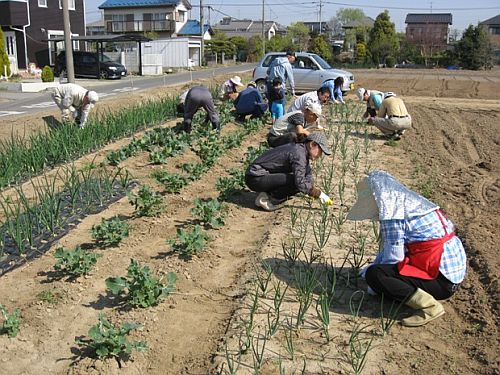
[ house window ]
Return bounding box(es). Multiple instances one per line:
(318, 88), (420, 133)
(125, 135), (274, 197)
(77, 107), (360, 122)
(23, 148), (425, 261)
(59, 0), (76, 10)
(178, 11), (185, 22)
(491, 27), (500, 35)
(38, 0), (47, 8)
(112, 14), (126, 32)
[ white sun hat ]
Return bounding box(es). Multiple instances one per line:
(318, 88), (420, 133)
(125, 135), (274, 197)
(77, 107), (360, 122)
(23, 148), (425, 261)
(230, 76), (244, 86)
(87, 91), (99, 104)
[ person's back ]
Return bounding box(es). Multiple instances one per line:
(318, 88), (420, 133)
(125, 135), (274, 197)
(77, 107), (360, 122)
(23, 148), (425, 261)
(379, 95), (409, 117)
(235, 86), (261, 113)
(55, 83), (88, 108)
(287, 91), (318, 113)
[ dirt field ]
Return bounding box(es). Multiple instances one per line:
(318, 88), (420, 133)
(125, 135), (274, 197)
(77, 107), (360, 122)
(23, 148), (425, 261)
(0, 68), (498, 375)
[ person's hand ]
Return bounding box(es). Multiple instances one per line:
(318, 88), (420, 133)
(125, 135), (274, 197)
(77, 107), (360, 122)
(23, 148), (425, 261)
(319, 192), (333, 206)
(367, 116), (375, 124)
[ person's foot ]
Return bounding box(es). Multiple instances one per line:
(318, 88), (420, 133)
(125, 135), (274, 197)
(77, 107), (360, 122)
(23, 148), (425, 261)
(255, 192), (277, 211)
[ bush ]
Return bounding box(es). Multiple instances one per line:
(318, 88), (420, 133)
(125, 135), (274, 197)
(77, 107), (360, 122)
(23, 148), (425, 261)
(385, 56), (396, 68)
(41, 65), (54, 82)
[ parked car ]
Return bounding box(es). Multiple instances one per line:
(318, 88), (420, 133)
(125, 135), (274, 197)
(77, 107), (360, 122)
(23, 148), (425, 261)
(252, 52), (355, 95)
(54, 51), (127, 79)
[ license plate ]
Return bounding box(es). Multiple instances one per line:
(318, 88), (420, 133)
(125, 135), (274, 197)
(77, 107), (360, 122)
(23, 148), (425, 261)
(350, 83), (354, 90)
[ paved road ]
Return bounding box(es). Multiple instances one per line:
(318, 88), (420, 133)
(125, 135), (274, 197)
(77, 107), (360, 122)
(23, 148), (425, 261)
(0, 63), (254, 118)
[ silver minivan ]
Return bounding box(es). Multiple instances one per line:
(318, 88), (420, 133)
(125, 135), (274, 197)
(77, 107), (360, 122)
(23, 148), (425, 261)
(252, 52), (355, 95)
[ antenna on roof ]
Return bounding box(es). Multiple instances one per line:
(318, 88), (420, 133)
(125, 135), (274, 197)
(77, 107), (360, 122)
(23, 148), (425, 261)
(430, 1), (433, 13)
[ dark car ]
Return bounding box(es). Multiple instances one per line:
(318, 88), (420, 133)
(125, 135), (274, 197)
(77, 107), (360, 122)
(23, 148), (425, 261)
(55, 51), (127, 79)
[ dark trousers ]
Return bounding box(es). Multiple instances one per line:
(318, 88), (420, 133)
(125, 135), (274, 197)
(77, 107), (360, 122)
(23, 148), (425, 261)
(237, 103), (268, 120)
(245, 173), (299, 200)
(267, 132), (297, 148)
(183, 86), (220, 133)
(365, 263), (458, 302)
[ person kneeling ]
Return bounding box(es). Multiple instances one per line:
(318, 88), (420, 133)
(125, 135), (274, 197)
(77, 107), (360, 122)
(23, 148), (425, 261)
(245, 132), (333, 211)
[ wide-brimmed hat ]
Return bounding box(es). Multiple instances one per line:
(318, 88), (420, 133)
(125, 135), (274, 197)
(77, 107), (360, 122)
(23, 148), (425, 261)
(355, 87), (366, 101)
(87, 91), (99, 104)
(305, 102), (324, 118)
(306, 132), (331, 156)
(230, 76), (244, 86)
(346, 177), (379, 221)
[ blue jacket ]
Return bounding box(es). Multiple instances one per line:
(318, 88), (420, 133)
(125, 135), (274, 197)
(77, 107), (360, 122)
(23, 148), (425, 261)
(267, 56), (295, 93)
(234, 86), (267, 114)
(321, 79), (344, 103)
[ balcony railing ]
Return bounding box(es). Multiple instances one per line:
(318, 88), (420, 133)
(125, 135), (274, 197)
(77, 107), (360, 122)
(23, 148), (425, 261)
(106, 19), (176, 33)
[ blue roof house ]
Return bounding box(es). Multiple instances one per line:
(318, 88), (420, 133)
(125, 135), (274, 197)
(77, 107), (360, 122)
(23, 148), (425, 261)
(98, 0), (192, 38)
(178, 19), (213, 40)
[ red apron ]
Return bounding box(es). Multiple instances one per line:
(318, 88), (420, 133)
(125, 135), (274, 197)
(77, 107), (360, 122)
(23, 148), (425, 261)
(398, 210), (455, 280)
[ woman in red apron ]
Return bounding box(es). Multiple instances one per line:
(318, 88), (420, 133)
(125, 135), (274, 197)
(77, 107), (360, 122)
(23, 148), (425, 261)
(347, 171), (467, 327)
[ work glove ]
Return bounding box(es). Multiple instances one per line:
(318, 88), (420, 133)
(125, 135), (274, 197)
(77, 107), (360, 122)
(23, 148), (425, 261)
(319, 192), (333, 206)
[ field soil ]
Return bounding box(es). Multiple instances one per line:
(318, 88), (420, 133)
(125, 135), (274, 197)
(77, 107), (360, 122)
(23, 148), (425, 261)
(0, 68), (498, 375)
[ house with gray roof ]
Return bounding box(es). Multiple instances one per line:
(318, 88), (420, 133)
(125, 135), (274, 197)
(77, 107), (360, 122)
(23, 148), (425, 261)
(480, 15), (500, 49)
(98, 0), (191, 38)
(214, 17), (281, 40)
(405, 13), (452, 52)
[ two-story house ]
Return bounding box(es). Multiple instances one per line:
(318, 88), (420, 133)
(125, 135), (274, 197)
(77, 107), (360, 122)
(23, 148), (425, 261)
(480, 15), (500, 49)
(405, 13), (452, 54)
(98, 0), (191, 38)
(1, 0), (85, 70)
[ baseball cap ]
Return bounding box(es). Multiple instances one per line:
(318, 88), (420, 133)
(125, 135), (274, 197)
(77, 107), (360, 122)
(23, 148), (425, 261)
(247, 81), (256, 87)
(305, 102), (323, 118)
(356, 88), (366, 101)
(306, 132), (331, 156)
(384, 91), (396, 99)
(87, 91), (99, 104)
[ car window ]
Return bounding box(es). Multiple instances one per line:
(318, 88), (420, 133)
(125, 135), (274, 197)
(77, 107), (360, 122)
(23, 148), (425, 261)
(310, 54), (332, 69)
(262, 54), (283, 67)
(82, 55), (96, 64)
(294, 57), (317, 70)
(100, 54), (112, 62)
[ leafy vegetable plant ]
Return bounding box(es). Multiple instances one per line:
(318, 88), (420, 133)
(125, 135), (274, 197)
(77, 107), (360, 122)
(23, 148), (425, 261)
(77, 313), (147, 359)
(0, 304), (21, 338)
(168, 225), (208, 258)
(54, 246), (101, 277)
(106, 259), (177, 308)
(127, 185), (164, 217)
(190, 198), (226, 229)
(91, 216), (130, 247)
(151, 171), (188, 193)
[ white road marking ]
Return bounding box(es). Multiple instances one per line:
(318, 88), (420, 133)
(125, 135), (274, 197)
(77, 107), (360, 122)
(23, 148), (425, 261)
(0, 111), (26, 117)
(22, 102), (57, 109)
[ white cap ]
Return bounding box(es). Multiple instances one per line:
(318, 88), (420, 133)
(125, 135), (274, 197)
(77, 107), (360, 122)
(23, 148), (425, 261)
(230, 76), (243, 86)
(305, 102), (323, 118)
(356, 87), (366, 101)
(87, 91), (99, 104)
(384, 92), (396, 99)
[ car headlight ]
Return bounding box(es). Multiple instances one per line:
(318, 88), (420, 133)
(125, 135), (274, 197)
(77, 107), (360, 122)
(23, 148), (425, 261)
(108, 67), (117, 71)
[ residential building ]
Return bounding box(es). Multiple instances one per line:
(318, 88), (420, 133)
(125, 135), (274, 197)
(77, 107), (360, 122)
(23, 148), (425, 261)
(405, 13), (452, 53)
(177, 19), (213, 40)
(214, 17), (282, 40)
(86, 19), (106, 36)
(479, 14), (500, 49)
(302, 21), (330, 35)
(98, 0), (191, 38)
(1, 0), (85, 70)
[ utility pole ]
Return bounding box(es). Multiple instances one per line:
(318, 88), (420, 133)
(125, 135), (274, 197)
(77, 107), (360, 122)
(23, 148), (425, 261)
(261, 0), (265, 56)
(200, 0), (204, 66)
(318, 0), (323, 35)
(62, 0), (75, 82)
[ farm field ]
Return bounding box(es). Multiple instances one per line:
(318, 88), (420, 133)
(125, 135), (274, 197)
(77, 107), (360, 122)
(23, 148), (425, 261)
(0, 69), (498, 375)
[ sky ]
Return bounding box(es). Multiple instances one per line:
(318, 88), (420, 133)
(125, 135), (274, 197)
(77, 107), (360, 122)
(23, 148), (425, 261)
(85, 0), (500, 33)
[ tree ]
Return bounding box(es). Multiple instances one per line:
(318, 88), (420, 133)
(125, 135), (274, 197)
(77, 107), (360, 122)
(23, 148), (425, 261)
(0, 28), (11, 77)
(336, 8), (366, 26)
(247, 35), (264, 62)
(310, 35), (333, 62)
(206, 30), (235, 61)
(287, 22), (310, 52)
(455, 25), (493, 70)
(229, 36), (248, 62)
(368, 10), (399, 64)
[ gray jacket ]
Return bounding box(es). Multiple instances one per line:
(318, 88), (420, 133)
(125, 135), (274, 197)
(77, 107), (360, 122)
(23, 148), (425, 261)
(267, 56), (295, 93)
(246, 142), (313, 195)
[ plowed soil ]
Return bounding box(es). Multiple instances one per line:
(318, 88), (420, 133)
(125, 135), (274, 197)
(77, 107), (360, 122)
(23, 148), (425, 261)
(0, 68), (498, 375)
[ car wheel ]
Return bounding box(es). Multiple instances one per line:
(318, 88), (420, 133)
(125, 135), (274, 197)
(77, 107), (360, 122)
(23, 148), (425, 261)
(99, 70), (108, 79)
(256, 79), (267, 96)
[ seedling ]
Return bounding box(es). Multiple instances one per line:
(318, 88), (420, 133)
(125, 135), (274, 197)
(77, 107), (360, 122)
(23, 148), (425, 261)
(216, 168), (246, 200)
(127, 185), (164, 217)
(0, 304), (21, 338)
(379, 294), (404, 337)
(168, 225), (208, 258)
(37, 290), (61, 305)
(152, 170), (188, 193)
(77, 313), (147, 359)
(91, 216), (130, 247)
(106, 259), (177, 308)
(190, 198), (226, 229)
(54, 246), (101, 277)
